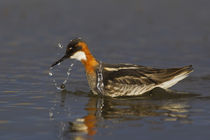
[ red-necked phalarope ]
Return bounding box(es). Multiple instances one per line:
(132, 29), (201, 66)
(51, 38), (193, 97)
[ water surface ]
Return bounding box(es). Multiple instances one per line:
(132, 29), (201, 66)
(0, 0), (210, 140)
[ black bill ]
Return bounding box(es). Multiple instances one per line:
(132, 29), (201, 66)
(51, 55), (68, 67)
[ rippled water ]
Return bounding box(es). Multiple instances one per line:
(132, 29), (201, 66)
(0, 0), (210, 140)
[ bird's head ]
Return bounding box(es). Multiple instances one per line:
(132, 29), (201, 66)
(51, 38), (89, 67)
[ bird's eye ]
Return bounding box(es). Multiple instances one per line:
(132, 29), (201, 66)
(77, 46), (82, 50)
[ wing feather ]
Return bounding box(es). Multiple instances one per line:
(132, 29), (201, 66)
(102, 63), (193, 86)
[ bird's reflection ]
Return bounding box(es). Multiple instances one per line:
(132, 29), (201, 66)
(53, 88), (199, 140)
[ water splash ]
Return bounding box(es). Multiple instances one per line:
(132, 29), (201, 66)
(49, 63), (74, 91)
(49, 43), (74, 91)
(63, 63), (74, 85)
(96, 61), (104, 95)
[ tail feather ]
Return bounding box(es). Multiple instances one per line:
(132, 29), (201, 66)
(158, 65), (193, 89)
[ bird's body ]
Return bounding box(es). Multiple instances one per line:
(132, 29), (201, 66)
(51, 38), (193, 97)
(86, 62), (192, 97)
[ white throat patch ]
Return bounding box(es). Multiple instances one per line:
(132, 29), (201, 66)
(70, 51), (87, 61)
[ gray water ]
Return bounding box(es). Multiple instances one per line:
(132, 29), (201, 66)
(0, 0), (210, 140)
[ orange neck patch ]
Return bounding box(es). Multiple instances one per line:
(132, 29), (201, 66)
(77, 42), (99, 74)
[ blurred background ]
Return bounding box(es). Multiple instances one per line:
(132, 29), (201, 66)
(0, 0), (210, 140)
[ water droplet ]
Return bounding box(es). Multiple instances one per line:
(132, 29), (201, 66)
(63, 80), (67, 85)
(58, 43), (63, 48)
(49, 111), (54, 118)
(60, 84), (65, 89)
(56, 86), (61, 90)
(49, 72), (53, 76)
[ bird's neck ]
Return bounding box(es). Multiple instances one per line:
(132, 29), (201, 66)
(80, 45), (98, 74)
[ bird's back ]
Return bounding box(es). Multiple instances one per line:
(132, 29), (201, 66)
(99, 63), (193, 97)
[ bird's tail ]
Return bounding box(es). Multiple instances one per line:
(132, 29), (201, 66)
(159, 65), (193, 89)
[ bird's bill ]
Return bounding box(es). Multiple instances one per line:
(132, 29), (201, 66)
(51, 55), (68, 67)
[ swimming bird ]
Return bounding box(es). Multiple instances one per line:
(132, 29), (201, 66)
(51, 38), (193, 97)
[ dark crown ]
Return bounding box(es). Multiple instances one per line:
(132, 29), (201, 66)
(67, 38), (84, 48)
